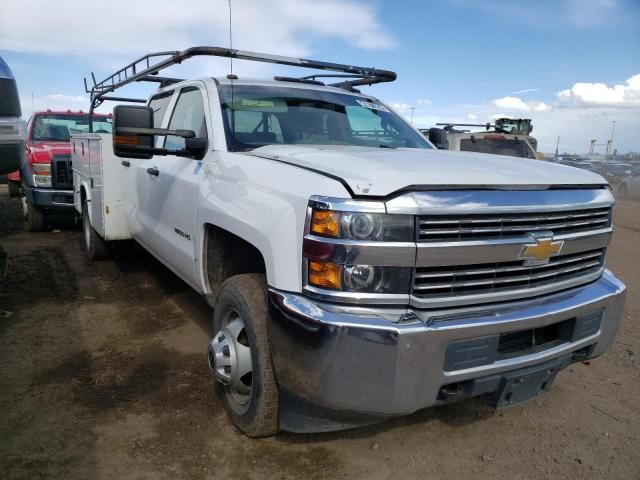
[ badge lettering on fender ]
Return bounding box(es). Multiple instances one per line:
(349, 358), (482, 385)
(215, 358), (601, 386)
(174, 227), (192, 241)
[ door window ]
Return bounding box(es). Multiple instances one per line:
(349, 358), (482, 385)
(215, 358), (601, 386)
(148, 91), (174, 127)
(165, 87), (207, 150)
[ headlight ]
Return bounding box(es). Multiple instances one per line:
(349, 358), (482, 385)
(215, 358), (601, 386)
(304, 199), (415, 298)
(32, 163), (52, 187)
(341, 213), (379, 239)
(307, 261), (411, 293)
(343, 264), (383, 291)
(310, 208), (413, 241)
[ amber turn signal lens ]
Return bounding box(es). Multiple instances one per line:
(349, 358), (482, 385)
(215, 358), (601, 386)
(310, 210), (340, 238)
(308, 261), (342, 290)
(114, 135), (139, 146)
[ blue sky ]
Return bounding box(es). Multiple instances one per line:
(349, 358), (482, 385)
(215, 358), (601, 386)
(1, 0), (639, 153)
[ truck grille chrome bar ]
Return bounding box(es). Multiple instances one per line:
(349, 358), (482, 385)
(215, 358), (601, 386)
(418, 207), (611, 242)
(413, 248), (605, 298)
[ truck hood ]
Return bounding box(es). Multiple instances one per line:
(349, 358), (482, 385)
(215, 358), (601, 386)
(247, 145), (607, 197)
(29, 141), (71, 159)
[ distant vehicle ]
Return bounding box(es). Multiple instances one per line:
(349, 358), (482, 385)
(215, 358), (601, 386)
(421, 118), (539, 159)
(7, 110), (112, 231)
(0, 57), (25, 176)
(618, 166), (640, 199)
(0, 57), (24, 280)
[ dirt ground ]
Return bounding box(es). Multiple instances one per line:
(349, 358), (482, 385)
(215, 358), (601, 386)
(0, 185), (638, 480)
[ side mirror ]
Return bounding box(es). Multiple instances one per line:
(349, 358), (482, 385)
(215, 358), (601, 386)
(112, 105), (205, 160)
(113, 105), (155, 159)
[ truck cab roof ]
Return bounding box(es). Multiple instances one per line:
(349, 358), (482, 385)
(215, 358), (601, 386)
(0, 57), (15, 80)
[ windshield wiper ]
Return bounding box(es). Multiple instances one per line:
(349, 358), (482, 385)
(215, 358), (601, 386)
(378, 144), (395, 149)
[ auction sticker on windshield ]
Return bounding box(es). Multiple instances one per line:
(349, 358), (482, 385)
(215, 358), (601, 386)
(356, 99), (390, 112)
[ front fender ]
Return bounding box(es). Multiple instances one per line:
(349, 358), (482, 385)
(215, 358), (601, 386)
(195, 152), (351, 293)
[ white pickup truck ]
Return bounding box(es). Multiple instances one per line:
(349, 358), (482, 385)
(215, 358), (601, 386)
(73, 47), (626, 436)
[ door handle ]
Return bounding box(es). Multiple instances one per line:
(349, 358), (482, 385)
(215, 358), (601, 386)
(146, 167), (159, 176)
(121, 160), (130, 167)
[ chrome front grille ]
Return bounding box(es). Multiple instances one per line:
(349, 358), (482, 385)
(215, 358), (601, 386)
(304, 189), (615, 309)
(413, 248), (605, 300)
(418, 207), (611, 242)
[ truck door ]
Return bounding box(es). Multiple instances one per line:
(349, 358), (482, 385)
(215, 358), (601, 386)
(139, 83), (208, 286)
(121, 90), (175, 239)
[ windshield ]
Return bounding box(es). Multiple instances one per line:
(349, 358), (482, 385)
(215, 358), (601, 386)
(218, 85), (431, 152)
(31, 114), (112, 141)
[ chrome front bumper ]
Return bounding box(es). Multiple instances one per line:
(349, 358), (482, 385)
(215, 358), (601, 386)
(268, 270), (626, 416)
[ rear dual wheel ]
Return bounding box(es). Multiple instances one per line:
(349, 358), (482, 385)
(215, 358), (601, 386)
(82, 200), (108, 260)
(208, 274), (279, 437)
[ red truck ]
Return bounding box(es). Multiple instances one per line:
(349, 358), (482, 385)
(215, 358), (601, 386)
(8, 110), (112, 231)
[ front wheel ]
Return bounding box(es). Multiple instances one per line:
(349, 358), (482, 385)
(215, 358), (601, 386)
(208, 274), (279, 437)
(24, 199), (45, 232)
(82, 201), (108, 260)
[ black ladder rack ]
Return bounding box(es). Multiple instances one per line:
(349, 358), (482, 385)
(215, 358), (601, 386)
(84, 45), (397, 131)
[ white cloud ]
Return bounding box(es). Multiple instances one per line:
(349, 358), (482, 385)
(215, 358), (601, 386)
(556, 74), (640, 108)
(532, 102), (552, 112)
(0, 0), (394, 59)
(492, 96), (551, 112)
(416, 98), (432, 105)
(467, 113), (478, 120)
(47, 94), (86, 103)
(389, 102), (410, 114)
(493, 96), (529, 110)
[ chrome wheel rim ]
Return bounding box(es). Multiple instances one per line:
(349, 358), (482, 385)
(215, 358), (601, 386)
(208, 310), (253, 409)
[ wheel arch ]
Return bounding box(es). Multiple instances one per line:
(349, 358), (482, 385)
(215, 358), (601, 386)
(201, 223), (269, 306)
(78, 182), (93, 219)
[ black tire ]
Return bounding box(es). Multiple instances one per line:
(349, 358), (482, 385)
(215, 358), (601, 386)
(213, 273), (279, 437)
(24, 199), (45, 232)
(8, 181), (20, 198)
(82, 201), (108, 260)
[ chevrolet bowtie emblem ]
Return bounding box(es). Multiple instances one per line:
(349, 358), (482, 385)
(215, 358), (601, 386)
(519, 235), (564, 266)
